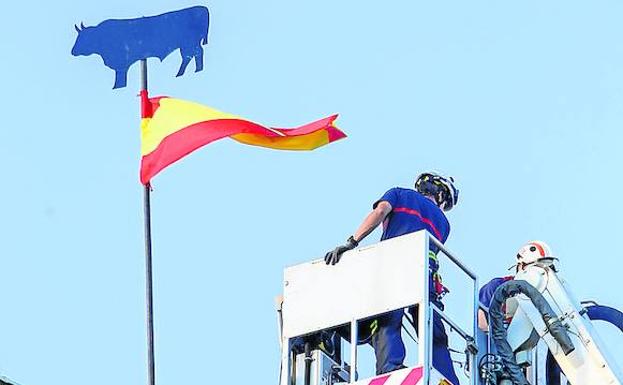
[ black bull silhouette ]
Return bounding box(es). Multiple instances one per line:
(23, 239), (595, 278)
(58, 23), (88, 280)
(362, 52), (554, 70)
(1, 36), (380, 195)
(72, 6), (210, 89)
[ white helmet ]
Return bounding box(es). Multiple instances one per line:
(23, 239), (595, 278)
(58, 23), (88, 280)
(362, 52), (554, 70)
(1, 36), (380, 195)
(516, 240), (553, 267)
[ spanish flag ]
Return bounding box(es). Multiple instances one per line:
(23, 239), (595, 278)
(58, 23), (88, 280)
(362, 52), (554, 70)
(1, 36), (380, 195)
(139, 91), (346, 185)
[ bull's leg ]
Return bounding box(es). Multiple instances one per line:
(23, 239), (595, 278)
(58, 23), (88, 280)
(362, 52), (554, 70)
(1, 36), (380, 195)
(194, 46), (204, 73)
(113, 69), (128, 89)
(177, 50), (192, 77)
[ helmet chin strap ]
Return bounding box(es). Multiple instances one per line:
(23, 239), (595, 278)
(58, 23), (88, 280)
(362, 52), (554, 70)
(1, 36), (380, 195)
(509, 257), (560, 272)
(437, 199), (447, 211)
(424, 192), (446, 210)
(436, 191), (444, 207)
(508, 262), (524, 272)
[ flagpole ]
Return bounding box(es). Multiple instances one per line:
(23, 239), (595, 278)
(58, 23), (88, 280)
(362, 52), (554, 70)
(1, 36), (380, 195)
(140, 58), (156, 385)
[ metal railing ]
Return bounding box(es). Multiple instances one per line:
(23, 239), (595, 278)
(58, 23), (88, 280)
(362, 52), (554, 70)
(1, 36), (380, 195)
(279, 230), (479, 385)
(345, 231), (479, 385)
(422, 232), (479, 385)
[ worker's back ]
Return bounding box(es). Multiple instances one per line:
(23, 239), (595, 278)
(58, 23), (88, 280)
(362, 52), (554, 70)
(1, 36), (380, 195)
(377, 188), (450, 243)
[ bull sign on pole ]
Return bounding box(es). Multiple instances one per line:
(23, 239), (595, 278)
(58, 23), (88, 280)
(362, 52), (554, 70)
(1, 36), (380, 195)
(71, 6), (210, 385)
(72, 6), (209, 89)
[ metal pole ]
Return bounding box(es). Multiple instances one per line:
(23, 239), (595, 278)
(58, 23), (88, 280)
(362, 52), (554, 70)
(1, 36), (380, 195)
(303, 342), (312, 385)
(350, 319), (358, 383)
(418, 233), (431, 384)
(471, 274), (480, 385)
(140, 58), (156, 385)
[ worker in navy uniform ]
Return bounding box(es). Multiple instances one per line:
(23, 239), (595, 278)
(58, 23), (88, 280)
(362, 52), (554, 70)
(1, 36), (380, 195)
(477, 241), (555, 332)
(324, 172), (460, 384)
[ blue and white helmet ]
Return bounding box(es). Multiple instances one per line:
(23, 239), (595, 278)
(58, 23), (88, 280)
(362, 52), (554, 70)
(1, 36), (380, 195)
(414, 172), (459, 211)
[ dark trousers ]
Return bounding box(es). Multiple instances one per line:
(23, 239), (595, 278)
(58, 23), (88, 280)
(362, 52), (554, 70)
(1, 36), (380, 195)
(370, 308), (460, 385)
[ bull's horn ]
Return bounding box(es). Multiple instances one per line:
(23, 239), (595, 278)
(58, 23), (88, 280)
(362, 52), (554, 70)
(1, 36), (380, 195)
(74, 24), (81, 33)
(80, 22), (86, 29)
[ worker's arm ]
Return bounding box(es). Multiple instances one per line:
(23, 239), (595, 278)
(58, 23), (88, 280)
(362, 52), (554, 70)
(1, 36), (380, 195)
(324, 201), (393, 265)
(478, 309), (489, 332)
(353, 201), (393, 242)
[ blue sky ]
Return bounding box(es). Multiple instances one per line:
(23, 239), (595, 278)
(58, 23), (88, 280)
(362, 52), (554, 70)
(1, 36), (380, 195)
(1, 1), (623, 384)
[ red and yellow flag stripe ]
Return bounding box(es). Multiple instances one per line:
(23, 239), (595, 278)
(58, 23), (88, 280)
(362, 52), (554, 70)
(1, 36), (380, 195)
(139, 92), (346, 184)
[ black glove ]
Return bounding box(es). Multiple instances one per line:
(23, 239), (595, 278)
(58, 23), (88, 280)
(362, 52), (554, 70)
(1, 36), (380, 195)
(324, 236), (359, 265)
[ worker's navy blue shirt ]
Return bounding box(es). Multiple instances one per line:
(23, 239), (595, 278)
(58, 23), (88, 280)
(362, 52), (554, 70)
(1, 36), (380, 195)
(374, 187), (450, 243)
(479, 276), (514, 308)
